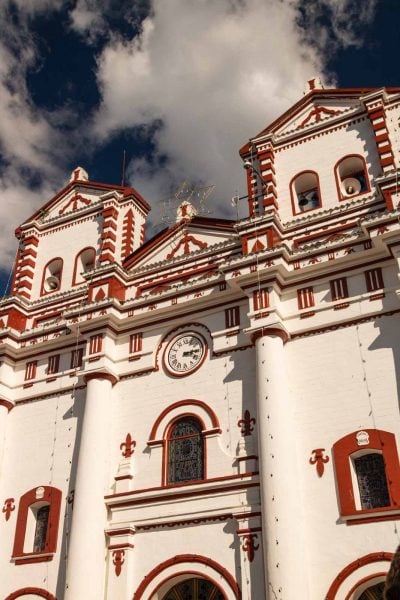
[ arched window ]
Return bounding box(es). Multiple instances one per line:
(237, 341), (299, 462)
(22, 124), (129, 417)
(72, 247), (96, 285)
(167, 417), (204, 485)
(41, 258), (63, 295)
(332, 429), (400, 521)
(335, 154), (369, 200)
(290, 171), (322, 214)
(162, 578), (225, 600)
(357, 581), (385, 600)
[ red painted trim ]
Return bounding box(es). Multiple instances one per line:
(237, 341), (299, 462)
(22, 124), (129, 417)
(149, 570), (228, 600)
(132, 554), (241, 600)
(325, 552), (393, 599)
(149, 399), (220, 441)
(5, 588), (57, 600)
(332, 429), (400, 516)
(0, 398), (14, 411)
(12, 486), (62, 561)
(344, 573), (387, 600)
(289, 170), (323, 216)
(84, 371), (118, 386)
(251, 327), (289, 344)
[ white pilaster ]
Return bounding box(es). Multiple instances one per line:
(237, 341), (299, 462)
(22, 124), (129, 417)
(254, 328), (309, 599)
(65, 372), (116, 600)
(0, 400), (13, 476)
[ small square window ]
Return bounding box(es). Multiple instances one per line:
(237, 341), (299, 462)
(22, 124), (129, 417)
(253, 289), (269, 311)
(25, 361), (37, 381)
(129, 332), (143, 354)
(365, 268), (383, 292)
(70, 348), (84, 369)
(225, 307), (240, 329)
(297, 287), (314, 310)
(47, 354), (60, 375)
(330, 277), (348, 301)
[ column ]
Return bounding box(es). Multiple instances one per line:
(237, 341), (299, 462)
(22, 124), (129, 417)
(0, 399), (13, 474)
(254, 327), (309, 599)
(65, 372), (117, 600)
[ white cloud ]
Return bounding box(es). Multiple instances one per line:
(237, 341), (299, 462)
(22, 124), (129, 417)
(92, 0), (376, 227)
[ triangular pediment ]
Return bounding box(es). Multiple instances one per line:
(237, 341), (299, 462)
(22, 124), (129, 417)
(124, 217), (237, 271)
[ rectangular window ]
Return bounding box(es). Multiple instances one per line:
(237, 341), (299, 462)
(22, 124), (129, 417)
(47, 354), (60, 375)
(89, 334), (103, 354)
(70, 348), (84, 369)
(129, 332), (143, 354)
(330, 277), (349, 301)
(25, 360), (37, 381)
(297, 287), (314, 310)
(225, 307), (240, 329)
(253, 288), (269, 311)
(365, 268), (384, 292)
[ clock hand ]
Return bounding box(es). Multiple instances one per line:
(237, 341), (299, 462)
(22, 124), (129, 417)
(182, 350), (199, 357)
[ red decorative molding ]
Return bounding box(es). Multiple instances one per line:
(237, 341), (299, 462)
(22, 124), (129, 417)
(2, 498), (15, 520)
(12, 486), (62, 563)
(59, 193), (91, 214)
(132, 554), (241, 600)
(5, 588), (57, 600)
(166, 233), (207, 259)
(149, 399), (220, 441)
(333, 429), (400, 518)
(122, 209), (135, 259)
(0, 398), (14, 412)
(84, 371), (118, 386)
(120, 434), (136, 458)
(241, 533), (259, 562)
(299, 105), (338, 128)
(344, 572), (388, 600)
(326, 552), (393, 600)
(251, 327), (289, 345)
(238, 411), (256, 436)
(112, 549), (125, 576)
(309, 448), (329, 477)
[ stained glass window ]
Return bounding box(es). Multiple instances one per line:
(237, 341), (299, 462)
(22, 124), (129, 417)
(354, 453), (390, 510)
(162, 577), (225, 600)
(33, 505), (50, 552)
(168, 417), (204, 484)
(358, 581), (385, 600)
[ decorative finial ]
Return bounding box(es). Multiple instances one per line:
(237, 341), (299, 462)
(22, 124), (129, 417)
(69, 166), (89, 183)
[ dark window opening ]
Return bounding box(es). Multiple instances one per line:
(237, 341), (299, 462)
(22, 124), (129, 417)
(354, 453), (390, 510)
(33, 505), (50, 553)
(168, 417), (204, 485)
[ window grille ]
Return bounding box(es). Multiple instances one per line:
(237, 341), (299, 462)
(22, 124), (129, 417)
(129, 332), (143, 353)
(225, 306), (240, 328)
(253, 288), (269, 311)
(47, 354), (60, 375)
(330, 277), (349, 301)
(354, 453), (390, 510)
(358, 582), (385, 600)
(162, 578), (224, 600)
(167, 417), (204, 484)
(297, 287), (314, 309)
(33, 505), (50, 553)
(70, 348), (84, 369)
(89, 334), (102, 354)
(365, 268), (384, 292)
(25, 360), (37, 381)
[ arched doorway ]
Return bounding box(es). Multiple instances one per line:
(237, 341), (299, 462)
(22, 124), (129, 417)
(161, 577), (225, 600)
(357, 582), (385, 600)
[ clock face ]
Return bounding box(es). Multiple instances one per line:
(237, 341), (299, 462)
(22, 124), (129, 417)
(165, 332), (206, 376)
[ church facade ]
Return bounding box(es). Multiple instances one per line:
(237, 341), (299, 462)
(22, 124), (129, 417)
(1, 82), (400, 599)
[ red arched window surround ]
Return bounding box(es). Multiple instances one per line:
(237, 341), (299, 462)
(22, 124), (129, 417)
(325, 552), (393, 600)
(40, 257), (64, 296)
(12, 486), (62, 564)
(5, 588), (57, 600)
(72, 246), (96, 285)
(332, 429), (400, 522)
(163, 414), (206, 487)
(334, 154), (370, 201)
(289, 170), (322, 216)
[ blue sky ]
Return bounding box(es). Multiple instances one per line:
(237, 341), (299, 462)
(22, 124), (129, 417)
(0, 0), (398, 295)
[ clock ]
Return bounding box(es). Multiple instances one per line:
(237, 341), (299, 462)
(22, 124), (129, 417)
(164, 332), (207, 376)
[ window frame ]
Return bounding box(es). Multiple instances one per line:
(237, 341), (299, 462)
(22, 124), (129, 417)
(225, 306), (240, 329)
(25, 360), (37, 381)
(330, 277), (349, 302)
(12, 486), (62, 564)
(364, 268), (384, 293)
(253, 288), (269, 312)
(332, 429), (400, 522)
(164, 415), (206, 487)
(47, 354), (60, 376)
(40, 257), (63, 296)
(297, 286), (315, 310)
(72, 247), (96, 286)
